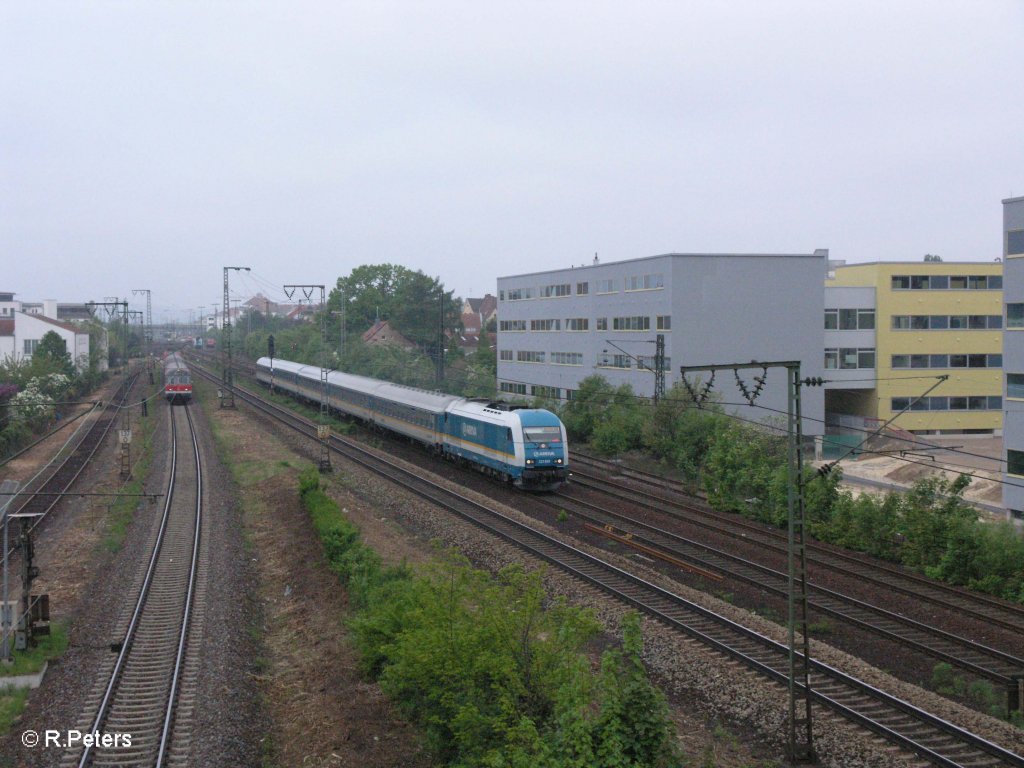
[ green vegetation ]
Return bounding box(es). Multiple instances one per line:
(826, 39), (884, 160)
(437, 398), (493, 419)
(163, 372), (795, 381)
(0, 623), (69, 739)
(930, 663), (1014, 720)
(102, 390), (159, 553)
(0, 623), (68, 677)
(0, 689), (29, 739)
(557, 376), (1024, 608)
(298, 468), (683, 767)
(0, 327), (111, 459)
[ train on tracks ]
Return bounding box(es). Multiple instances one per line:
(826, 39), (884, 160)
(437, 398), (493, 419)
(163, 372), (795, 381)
(256, 357), (569, 490)
(163, 352), (193, 404)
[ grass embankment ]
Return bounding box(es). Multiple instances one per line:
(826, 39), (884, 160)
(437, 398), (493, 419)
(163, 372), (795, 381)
(297, 467), (684, 768)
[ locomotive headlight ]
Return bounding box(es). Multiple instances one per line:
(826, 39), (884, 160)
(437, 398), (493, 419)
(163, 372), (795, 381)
(556, 459), (563, 464)
(526, 459), (534, 465)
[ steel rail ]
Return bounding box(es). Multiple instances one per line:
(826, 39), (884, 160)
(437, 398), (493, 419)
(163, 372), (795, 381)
(542, 491), (1024, 686)
(76, 404), (179, 768)
(205, 369), (1024, 767)
(156, 404), (202, 767)
(566, 457), (1024, 634)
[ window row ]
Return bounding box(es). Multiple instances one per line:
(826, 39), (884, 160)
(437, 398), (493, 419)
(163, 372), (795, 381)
(499, 351), (670, 369)
(500, 316), (671, 332)
(498, 382), (578, 400)
(891, 353), (1002, 369)
(539, 283), (571, 298)
(625, 273), (664, 291)
(824, 348), (875, 370)
(890, 395), (1002, 412)
(891, 315), (1002, 330)
(500, 273), (664, 300)
(597, 353), (671, 370)
(824, 308), (875, 330)
(891, 274), (1002, 291)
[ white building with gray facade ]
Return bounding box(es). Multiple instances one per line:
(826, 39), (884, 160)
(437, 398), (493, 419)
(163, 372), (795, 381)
(1001, 195), (1024, 521)
(496, 251), (828, 434)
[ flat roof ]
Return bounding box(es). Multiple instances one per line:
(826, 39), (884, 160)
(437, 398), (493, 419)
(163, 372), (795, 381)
(1002, 196), (1024, 205)
(498, 250), (827, 281)
(833, 261), (1002, 267)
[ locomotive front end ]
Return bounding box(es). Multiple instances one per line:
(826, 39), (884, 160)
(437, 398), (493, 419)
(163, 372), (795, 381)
(517, 411), (569, 490)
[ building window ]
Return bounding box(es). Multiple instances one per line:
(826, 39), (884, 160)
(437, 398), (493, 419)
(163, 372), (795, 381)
(499, 320), (526, 332)
(530, 319), (561, 331)
(637, 355), (671, 370)
(891, 273), (1002, 290)
(1007, 230), (1024, 256)
(612, 316), (650, 331)
(566, 318), (589, 331)
(1009, 449), (1024, 477)
(858, 349), (875, 369)
(1008, 373), (1024, 399)
(656, 315), (671, 331)
(824, 309), (837, 330)
(516, 351), (545, 363)
(625, 273), (664, 291)
(498, 290), (505, 301)
(1009, 303), (1024, 328)
(539, 283), (571, 298)
(499, 350), (513, 361)
(824, 349), (838, 369)
(596, 317), (608, 331)
(892, 395), (1001, 412)
(500, 382), (527, 395)
(23, 339), (39, 355)
(839, 308), (858, 330)
(551, 352), (583, 365)
(894, 314), (1002, 330)
(596, 279), (616, 294)
(530, 385), (560, 399)
(576, 282), (589, 295)
(506, 287), (533, 301)
(858, 309), (875, 329)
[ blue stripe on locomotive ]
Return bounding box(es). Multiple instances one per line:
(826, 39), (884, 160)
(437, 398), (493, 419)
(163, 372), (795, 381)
(443, 413), (521, 479)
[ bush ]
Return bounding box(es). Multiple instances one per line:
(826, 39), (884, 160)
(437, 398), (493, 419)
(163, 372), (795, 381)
(298, 470), (682, 766)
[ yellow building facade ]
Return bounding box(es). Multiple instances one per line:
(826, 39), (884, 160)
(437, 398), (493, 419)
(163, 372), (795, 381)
(827, 262), (1003, 434)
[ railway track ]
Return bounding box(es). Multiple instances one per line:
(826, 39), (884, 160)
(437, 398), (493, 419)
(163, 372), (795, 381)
(200, 369), (1024, 767)
(538, 489), (1024, 695)
(567, 452), (1024, 637)
(64, 404), (204, 767)
(6, 370), (140, 541)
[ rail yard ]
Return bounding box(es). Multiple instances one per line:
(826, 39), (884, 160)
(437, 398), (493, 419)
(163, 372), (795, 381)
(0, 350), (1021, 767)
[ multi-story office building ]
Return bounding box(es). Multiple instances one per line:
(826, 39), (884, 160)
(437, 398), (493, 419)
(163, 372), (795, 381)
(826, 262), (1003, 435)
(496, 251), (827, 434)
(1001, 195), (1024, 520)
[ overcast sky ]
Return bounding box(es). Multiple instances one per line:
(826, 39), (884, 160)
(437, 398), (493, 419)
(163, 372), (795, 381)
(3, 2), (1022, 322)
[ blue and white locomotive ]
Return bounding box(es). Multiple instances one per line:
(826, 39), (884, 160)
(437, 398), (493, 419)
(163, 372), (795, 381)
(255, 357), (569, 490)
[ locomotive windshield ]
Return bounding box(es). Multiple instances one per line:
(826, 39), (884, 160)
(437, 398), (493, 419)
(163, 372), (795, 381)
(523, 426), (562, 444)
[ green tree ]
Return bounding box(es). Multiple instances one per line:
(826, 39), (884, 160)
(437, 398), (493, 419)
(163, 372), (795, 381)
(34, 331), (75, 377)
(328, 264), (461, 362)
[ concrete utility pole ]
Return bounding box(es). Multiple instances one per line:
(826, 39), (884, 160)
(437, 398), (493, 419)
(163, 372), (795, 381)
(284, 284), (331, 472)
(221, 267), (250, 409)
(678, 360), (821, 764)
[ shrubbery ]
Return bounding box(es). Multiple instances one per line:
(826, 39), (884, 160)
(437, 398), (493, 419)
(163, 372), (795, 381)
(297, 469), (682, 767)
(556, 376), (1024, 606)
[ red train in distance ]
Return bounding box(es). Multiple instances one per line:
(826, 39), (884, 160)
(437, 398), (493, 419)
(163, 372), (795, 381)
(163, 352), (192, 404)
